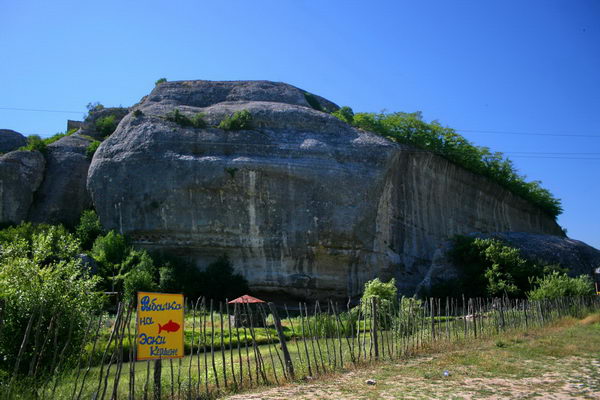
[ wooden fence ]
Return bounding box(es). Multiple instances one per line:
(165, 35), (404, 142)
(2, 295), (600, 399)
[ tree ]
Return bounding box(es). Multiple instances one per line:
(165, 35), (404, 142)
(0, 223), (102, 375)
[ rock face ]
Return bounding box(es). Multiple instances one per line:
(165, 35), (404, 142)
(28, 134), (94, 226)
(88, 80), (566, 300)
(0, 150), (45, 224)
(417, 232), (600, 294)
(0, 129), (27, 153)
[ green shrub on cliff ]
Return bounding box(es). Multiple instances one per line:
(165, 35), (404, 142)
(218, 110), (252, 131)
(86, 140), (101, 159)
(331, 109), (562, 218)
(95, 115), (117, 137)
(165, 109), (206, 128)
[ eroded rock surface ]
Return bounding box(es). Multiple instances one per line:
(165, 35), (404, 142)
(28, 134), (94, 226)
(88, 80), (566, 299)
(0, 129), (27, 153)
(0, 150), (45, 224)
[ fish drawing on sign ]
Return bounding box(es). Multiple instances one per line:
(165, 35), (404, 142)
(158, 320), (181, 334)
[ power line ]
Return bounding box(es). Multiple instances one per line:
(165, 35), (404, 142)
(0, 106), (84, 114)
(456, 129), (599, 138)
(2, 105), (599, 138)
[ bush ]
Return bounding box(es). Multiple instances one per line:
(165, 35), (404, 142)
(95, 115), (117, 137)
(332, 106), (354, 124)
(155, 78), (167, 86)
(441, 236), (562, 298)
(75, 210), (102, 250)
(528, 272), (595, 300)
(20, 135), (47, 153)
(91, 231), (129, 291)
(304, 92), (324, 111)
(122, 250), (158, 302)
(0, 223), (102, 375)
(133, 109), (144, 118)
(86, 140), (101, 159)
(165, 109), (206, 128)
(360, 277), (397, 315)
(218, 110), (252, 131)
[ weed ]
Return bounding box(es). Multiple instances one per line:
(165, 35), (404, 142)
(155, 77), (167, 86)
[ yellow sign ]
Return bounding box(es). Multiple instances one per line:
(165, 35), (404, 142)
(136, 292), (184, 360)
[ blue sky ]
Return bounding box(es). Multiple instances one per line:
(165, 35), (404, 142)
(1, 0), (599, 248)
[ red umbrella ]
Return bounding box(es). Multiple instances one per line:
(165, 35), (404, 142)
(228, 294), (266, 304)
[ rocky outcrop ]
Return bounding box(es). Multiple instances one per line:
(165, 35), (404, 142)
(0, 151), (45, 224)
(87, 80), (566, 300)
(381, 151), (564, 293)
(417, 232), (600, 294)
(28, 134), (94, 226)
(0, 129), (27, 153)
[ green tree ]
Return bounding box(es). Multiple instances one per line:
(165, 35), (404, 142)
(75, 209), (103, 250)
(91, 231), (129, 291)
(360, 277), (397, 313)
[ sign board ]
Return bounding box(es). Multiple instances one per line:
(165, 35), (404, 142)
(136, 292), (184, 360)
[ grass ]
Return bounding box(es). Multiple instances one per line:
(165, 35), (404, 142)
(9, 302), (600, 399)
(225, 313), (600, 400)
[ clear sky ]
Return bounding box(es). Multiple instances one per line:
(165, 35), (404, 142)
(1, 0), (599, 248)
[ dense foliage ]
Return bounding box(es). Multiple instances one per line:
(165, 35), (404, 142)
(331, 109), (562, 217)
(218, 110), (252, 131)
(528, 272), (594, 300)
(0, 224), (102, 375)
(431, 235), (563, 298)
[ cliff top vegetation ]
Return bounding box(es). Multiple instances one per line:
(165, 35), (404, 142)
(332, 108), (562, 218)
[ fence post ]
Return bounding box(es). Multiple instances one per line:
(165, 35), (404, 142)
(268, 302), (295, 380)
(372, 298), (379, 360)
(153, 359), (162, 400)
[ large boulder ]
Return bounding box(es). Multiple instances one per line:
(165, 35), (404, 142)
(89, 81), (394, 299)
(0, 150), (45, 224)
(0, 129), (27, 153)
(87, 80), (566, 300)
(28, 134), (94, 226)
